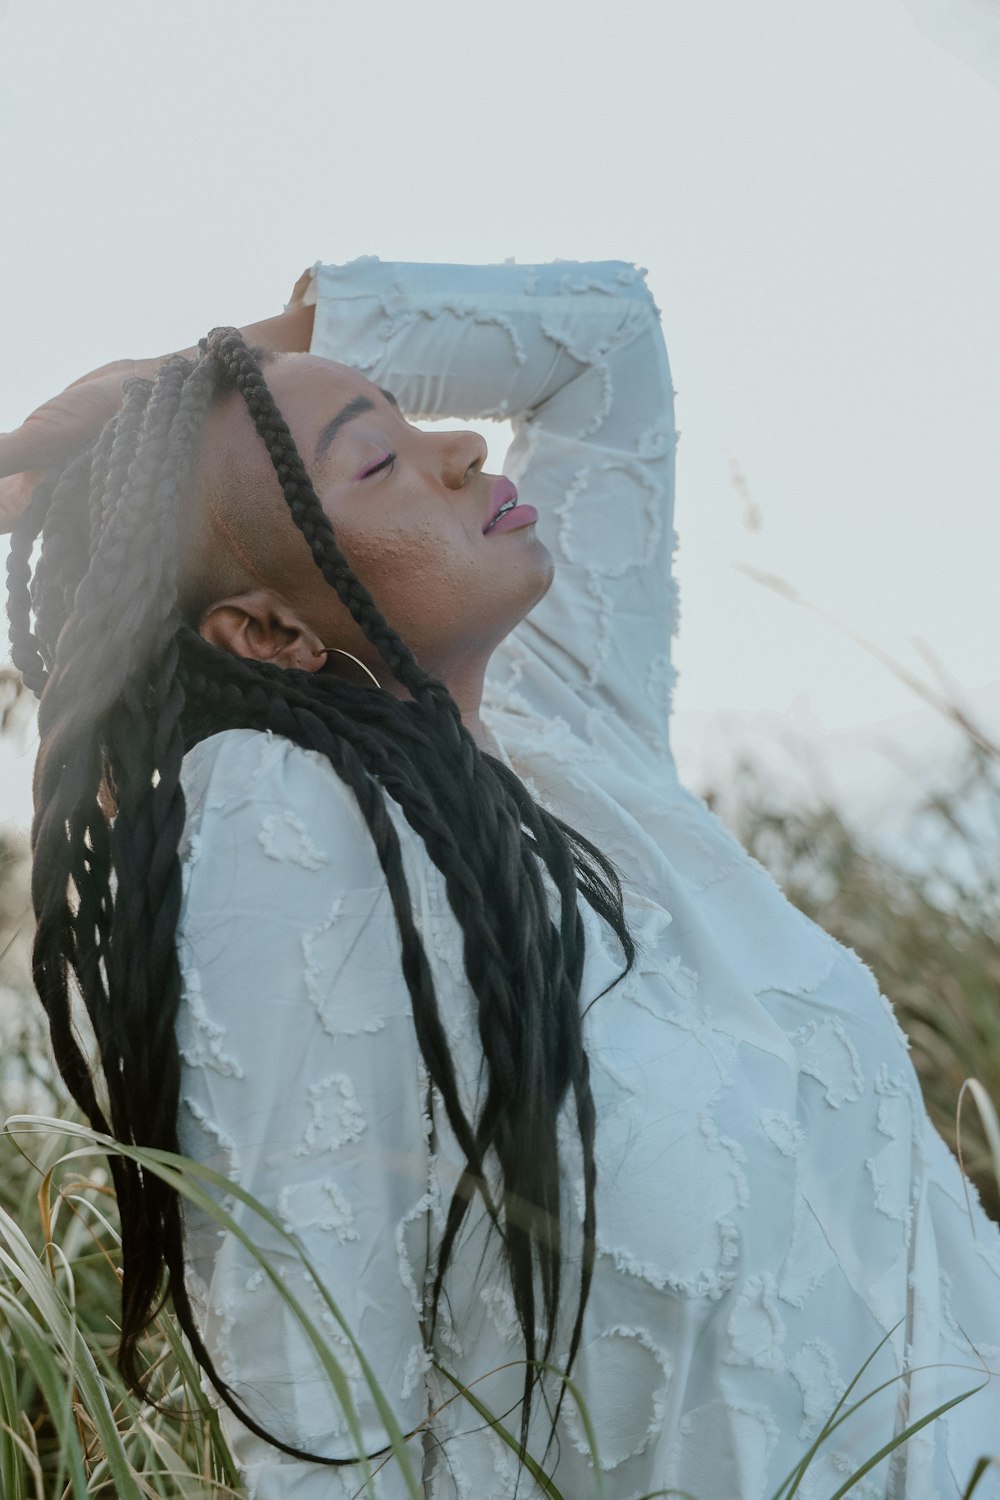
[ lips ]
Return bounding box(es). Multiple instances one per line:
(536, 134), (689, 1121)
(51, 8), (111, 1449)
(483, 477), (519, 533)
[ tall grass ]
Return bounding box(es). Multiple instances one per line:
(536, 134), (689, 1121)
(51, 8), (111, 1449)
(705, 716), (1000, 1221)
(0, 658), (998, 1495)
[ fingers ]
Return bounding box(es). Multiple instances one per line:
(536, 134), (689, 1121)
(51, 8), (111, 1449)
(286, 265), (315, 308)
(0, 471), (42, 536)
(0, 373), (132, 532)
(0, 424), (54, 480)
(0, 374), (129, 482)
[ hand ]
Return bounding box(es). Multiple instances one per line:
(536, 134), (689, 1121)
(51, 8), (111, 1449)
(0, 291), (317, 535)
(0, 356), (159, 533)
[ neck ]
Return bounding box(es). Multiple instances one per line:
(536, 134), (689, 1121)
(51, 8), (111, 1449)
(369, 655), (502, 758)
(463, 708), (502, 758)
(434, 665), (502, 758)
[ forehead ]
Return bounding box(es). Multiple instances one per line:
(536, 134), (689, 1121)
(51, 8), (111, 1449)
(262, 353), (384, 430)
(204, 354), (393, 492)
(253, 354), (401, 473)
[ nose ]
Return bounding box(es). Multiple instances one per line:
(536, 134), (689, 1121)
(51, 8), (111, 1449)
(437, 428), (489, 489)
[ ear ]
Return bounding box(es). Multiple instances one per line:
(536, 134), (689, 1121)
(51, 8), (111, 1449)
(198, 588), (325, 672)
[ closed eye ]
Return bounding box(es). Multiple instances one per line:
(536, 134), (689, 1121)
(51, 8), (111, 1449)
(361, 453), (396, 479)
(358, 450), (392, 480)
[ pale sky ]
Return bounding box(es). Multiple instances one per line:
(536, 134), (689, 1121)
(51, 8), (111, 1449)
(1, 0), (998, 837)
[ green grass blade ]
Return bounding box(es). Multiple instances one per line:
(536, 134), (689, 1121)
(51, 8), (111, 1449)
(434, 1358), (565, 1499)
(0, 1423), (42, 1500)
(769, 1319), (905, 1500)
(147, 1303), (241, 1489)
(0, 1291), (89, 1498)
(6, 1116), (424, 1499)
(0, 1228), (146, 1500)
(823, 1383), (985, 1500)
(775, 1358), (989, 1499)
(958, 1079), (1000, 1211)
(0, 1327), (30, 1500)
(535, 1359), (607, 1500)
(962, 1455), (1000, 1498)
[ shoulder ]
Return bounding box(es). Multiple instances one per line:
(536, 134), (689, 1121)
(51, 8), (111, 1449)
(175, 730), (428, 1040)
(178, 728), (398, 892)
(181, 727), (358, 815)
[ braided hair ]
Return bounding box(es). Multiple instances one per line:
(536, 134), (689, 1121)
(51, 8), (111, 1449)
(6, 330), (636, 1469)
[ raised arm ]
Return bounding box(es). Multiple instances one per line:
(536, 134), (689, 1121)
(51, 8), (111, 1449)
(175, 728), (431, 1498)
(301, 258), (680, 767)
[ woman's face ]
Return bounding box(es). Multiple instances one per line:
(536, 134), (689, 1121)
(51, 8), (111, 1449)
(196, 353), (554, 692)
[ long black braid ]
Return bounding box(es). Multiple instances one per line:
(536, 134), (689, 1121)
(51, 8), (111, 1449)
(6, 330), (636, 1472)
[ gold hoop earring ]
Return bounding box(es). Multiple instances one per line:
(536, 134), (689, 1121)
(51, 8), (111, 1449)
(316, 646), (383, 690)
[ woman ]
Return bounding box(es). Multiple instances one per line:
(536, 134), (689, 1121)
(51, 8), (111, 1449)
(4, 257), (999, 1499)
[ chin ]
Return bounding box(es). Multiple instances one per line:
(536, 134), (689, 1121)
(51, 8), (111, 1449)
(530, 541), (556, 604)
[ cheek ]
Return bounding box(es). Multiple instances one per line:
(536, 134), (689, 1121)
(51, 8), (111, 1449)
(335, 515), (479, 623)
(320, 504), (546, 654)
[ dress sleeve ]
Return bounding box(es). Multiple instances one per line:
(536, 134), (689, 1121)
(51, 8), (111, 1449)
(174, 729), (431, 1499)
(303, 257), (680, 766)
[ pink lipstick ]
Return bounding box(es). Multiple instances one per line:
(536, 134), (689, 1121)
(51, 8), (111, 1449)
(483, 478), (538, 535)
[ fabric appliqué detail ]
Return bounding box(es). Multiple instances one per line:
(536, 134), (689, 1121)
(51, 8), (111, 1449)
(257, 810), (330, 870)
(178, 1095), (241, 1196)
(759, 1109), (805, 1158)
(677, 1400), (779, 1500)
(400, 1341), (432, 1402)
(278, 1179), (358, 1244)
(176, 967), (244, 1079)
(725, 1272), (787, 1371)
(699, 1107), (751, 1210)
(296, 1073), (366, 1157)
(301, 897), (390, 1036)
(791, 1016), (865, 1108)
(553, 459), (664, 580)
(789, 1338), (846, 1441)
(562, 1325), (672, 1471)
(479, 1282), (521, 1346)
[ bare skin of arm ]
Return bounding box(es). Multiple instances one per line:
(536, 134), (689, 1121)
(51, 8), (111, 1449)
(0, 279), (317, 532)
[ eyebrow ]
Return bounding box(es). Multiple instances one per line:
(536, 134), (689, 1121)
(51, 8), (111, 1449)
(313, 387), (400, 466)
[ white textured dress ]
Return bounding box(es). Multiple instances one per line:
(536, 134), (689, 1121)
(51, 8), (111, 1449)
(175, 258), (1000, 1500)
